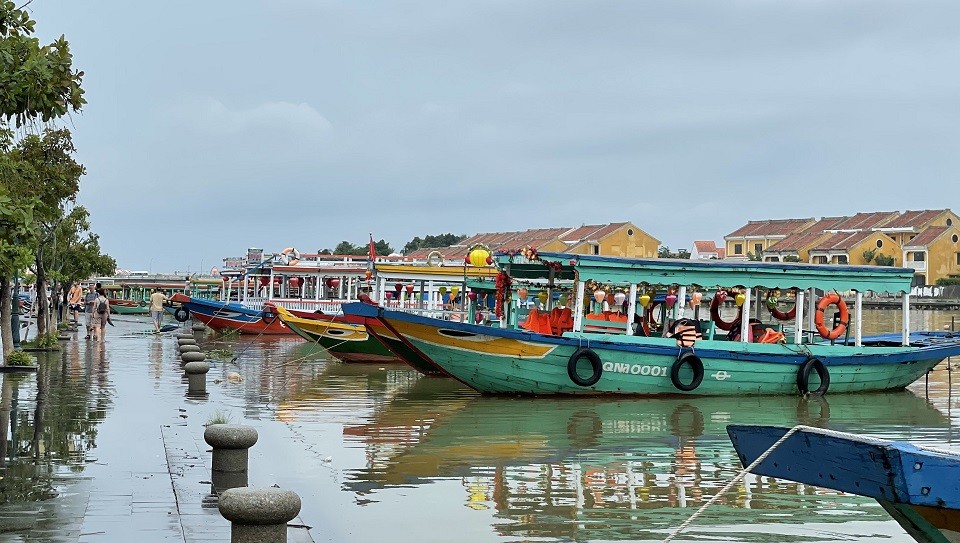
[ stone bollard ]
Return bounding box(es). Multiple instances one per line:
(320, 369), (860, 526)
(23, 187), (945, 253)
(218, 487), (301, 543)
(184, 361), (210, 394)
(179, 344), (201, 353)
(192, 323), (207, 332)
(176, 333), (194, 340)
(204, 425), (258, 493)
(181, 351), (205, 367)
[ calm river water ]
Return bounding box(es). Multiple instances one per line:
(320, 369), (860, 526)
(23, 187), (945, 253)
(1, 307), (960, 542)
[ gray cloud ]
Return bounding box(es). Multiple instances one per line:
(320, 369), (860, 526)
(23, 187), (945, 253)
(29, 0), (960, 269)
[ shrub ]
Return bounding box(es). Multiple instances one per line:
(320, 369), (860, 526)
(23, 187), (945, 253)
(206, 410), (234, 425)
(874, 254), (896, 266)
(5, 351), (35, 367)
(936, 277), (960, 286)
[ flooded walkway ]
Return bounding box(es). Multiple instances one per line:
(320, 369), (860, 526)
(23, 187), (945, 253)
(0, 317), (319, 542)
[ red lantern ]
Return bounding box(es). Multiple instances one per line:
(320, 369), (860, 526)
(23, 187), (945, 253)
(289, 277), (302, 288)
(327, 278), (341, 289)
(405, 284), (415, 294)
(464, 255), (471, 265)
(385, 292), (394, 300)
(222, 276), (230, 282)
(468, 291), (478, 301)
(486, 255), (493, 265)
(259, 276), (269, 286)
(395, 283), (403, 292)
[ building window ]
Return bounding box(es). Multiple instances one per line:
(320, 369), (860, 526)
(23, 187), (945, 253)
(734, 243), (743, 255)
(911, 252), (925, 262)
(593, 244), (600, 255)
(954, 234), (959, 243)
(627, 229), (634, 236)
(876, 239), (883, 248)
(836, 255), (848, 264)
(948, 218), (954, 226)
(957, 253), (960, 266)
(813, 256), (828, 264)
(754, 243), (763, 254)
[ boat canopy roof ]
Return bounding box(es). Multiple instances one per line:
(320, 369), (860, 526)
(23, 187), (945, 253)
(374, 263), (499, 282)
(497, 252), (915, 292)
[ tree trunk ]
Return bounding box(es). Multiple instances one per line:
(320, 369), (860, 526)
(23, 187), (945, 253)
(35, 255), (48, 338)
(0, 277), (12, 359)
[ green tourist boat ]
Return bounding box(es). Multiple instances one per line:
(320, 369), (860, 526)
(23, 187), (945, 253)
(344, 252), (960, 396)
(274, 305), (399, 364)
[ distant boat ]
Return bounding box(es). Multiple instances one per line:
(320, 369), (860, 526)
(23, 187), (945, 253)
(727, 424), (960, 543)
(107, 298), (149, 315)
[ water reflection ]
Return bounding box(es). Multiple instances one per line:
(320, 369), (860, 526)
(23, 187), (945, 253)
(0, 351), (109, 507)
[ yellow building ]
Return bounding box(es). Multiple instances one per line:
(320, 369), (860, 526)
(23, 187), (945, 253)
(406, 222), (660, 261)
(902, 225), (960, 285)
(807, 231), (901, 266)
(723, 218), (816, 260)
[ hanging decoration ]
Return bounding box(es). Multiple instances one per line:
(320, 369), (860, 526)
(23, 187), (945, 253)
(665, 290), (677, 309)
(639, 293), (651, 308)
(468, 243), (493, 267)
(518, 287), (529, 300)
(735, 292), (746, 307)
(405, 284), (415, 294)
(494, 271), (512, 318)
(593, 290), (606, 303)
(538, 291), (548, 305)
(614, 292), (626, 306)
(689, 291), (703, 308)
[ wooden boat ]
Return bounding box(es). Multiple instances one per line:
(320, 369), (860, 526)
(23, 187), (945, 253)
(344, 252), (960, 396)
(273, 305), (399, 363)
(168, 292), (295, 335)
(727, 424), (960, 543)
(107, 298), (150, 315)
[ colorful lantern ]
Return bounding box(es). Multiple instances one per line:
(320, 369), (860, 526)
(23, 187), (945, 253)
(606, 293), (615, 305)
(385, 291), (393, 300)
(450, 287), (459, 298)
(665, 293), (677, 308)
(289, 277), (302, 288)
(222, 275), (230, 282)
(405, 284), (415, 294)
(593, 290), (606, 303)
(364, 270), (372, 280)
(328, 278), (341, 289)
(467, 291), (478, 301)
(639, 294), (651, 307)
(395, 283), (403, 292)
(559, 294), (568, 306)
(259, 276), (269, 286)
(438, 286), (447, 295)
(690, 291), (702, 308)
(614, 292), (626, 305)
(518, 287), (529, 300)
(735, 293), (746, 307)
(766, 295), (778, 308)
(538, 291), (548, 304)
(469, 246), (491, 267)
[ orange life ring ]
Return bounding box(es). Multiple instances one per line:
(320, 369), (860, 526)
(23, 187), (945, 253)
(814, 293), (849, 340)
(281, 247), (301, 266)
(710, 290), (741, 331)
(766, 291), (797, 321)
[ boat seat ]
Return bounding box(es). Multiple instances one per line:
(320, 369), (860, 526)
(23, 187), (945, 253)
(583, 312), (627, 334)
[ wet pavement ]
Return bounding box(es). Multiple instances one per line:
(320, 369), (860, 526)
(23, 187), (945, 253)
(0, 317), (318, 542)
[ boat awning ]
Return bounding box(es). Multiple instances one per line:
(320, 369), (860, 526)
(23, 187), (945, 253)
(374, 263), (499, 282)
(498, 252), (915, 293)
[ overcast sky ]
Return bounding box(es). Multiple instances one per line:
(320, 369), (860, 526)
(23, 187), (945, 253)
(29, 0), (960, 273)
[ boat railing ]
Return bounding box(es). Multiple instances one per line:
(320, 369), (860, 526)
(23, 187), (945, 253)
(265, 298), (346, 314)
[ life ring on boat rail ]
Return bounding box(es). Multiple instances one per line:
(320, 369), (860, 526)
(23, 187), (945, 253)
(281, 247), (301, 266)
(797, 357), (830, 395)
(814, 293), (848, 340)
(710, 290), (741, 331)
(174, 307), (190, 322)
(670, 352), (704, 392)
(567, 348), (603, 387)
(766, 291), (797, 321)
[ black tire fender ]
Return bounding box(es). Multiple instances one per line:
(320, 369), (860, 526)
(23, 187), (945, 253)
(174, 307), (189, 322)
(670, 352), (704, 392)
(797, 357), (830, 395)
(567, 348), (603, 387)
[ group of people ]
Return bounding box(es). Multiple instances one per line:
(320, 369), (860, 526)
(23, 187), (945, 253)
(66, 282), (111, 340)
(66, 283), (170, 338)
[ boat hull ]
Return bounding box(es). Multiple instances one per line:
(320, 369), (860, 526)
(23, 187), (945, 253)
(728, 424), (960, 543)
(275, 306), (399, 363)
(345, 304), (960, 396)
(169, 293), (293, 335)
(108, 300), (150, 315)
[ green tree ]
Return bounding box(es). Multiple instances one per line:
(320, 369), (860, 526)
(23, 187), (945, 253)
(44, 207), (115, 321)
(862, 248), (876, 264)
(402, 233), (467, 254)
(783, 255), (801, 262)
(0, 4), (86, 357)
(332, 239), (393, 256)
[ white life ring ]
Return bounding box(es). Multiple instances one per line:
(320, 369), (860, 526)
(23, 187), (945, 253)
(281, 247), (301, 266)
(426, 250), (443, 267)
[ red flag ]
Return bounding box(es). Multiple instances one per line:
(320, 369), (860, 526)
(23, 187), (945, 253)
(368, 233), (376, 261)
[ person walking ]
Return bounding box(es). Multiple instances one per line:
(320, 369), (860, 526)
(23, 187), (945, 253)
(91, 287), (111, 341)
(67, 282), (83, 324)
(149, 288), (168, 333)
(83, 284), (98, 339)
